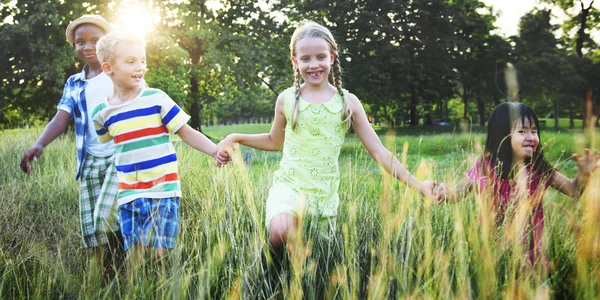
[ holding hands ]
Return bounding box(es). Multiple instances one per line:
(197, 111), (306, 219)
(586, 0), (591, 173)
(213, 149), (231, 167)
(420, 180), (439, 199)
(214, 135), (238, 167)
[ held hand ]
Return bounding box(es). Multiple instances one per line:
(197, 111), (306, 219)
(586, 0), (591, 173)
(214, 150), (231, 167)
(420, 180), (438, 199)
(217, 135), (238, 156)
(20, 144), (43, 174)
(433, 183), (448, 204)
(572, 148), (600, 175)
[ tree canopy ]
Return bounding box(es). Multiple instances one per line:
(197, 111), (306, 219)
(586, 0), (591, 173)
(1, 0), (598, 129)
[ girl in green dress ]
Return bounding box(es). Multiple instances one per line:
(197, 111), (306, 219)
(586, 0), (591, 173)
(218, 20), (438, 256)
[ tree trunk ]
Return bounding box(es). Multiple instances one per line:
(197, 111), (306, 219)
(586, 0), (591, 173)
(575, 1), (592, 58)
(576, 2), (593, 128)
(476, 93), (485, 127)
(584, 88), (593, 128)
(462, 88), (470, 121)
(410, 84), (418, 126)
(569, 107), (575, 129)
(554, 95), (560, 130)
(190, 103), (201, 131)
(190, 77), (203, 132)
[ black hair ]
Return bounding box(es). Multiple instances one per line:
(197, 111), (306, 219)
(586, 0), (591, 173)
(483, 102), (554, 180)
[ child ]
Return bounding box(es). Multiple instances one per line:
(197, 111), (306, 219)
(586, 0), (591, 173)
(217, 21), (437, 256)
(91, 30), (228, 266)
(20, 14), (124, 281)
(437, 102), (599, 269)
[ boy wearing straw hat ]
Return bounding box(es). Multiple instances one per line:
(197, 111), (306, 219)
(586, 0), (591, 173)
(20, 14), (124, 282)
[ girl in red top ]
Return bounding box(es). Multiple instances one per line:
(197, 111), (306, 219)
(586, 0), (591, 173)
(437, 102), (599, 269)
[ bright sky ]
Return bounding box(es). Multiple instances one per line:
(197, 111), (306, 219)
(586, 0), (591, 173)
(482, 0), (539, 37)
(483, 0), (600, 39)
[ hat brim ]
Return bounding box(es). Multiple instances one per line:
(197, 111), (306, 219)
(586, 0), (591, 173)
(66, 15), (112, 44)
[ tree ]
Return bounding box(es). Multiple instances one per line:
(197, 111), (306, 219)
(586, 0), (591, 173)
(540, 0), (599, 127)
(0, 0), (111, 127)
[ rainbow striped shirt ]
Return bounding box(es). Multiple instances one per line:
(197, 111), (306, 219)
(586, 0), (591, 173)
(92, 88), (190, 205)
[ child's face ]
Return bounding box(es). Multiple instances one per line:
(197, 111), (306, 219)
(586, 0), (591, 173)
(292, 37), (335, 87)
(104, 43), (146, 89)
(510, 118), (539, 162)
(73, 24), (105, 66)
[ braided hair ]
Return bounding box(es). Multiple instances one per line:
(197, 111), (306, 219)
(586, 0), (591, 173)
(289, 21), (353, 130)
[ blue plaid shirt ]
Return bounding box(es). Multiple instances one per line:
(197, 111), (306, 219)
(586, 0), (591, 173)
(57, 66), (114, 180)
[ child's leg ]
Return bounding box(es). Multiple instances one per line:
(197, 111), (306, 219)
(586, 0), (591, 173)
(147, 197), (180, 260)
(79, 154), (108, 249)
(269, 213), (297, 256)
(93, 156), (123, 281)
(118, 199), (146, 281)
(79, 154), (116, 282)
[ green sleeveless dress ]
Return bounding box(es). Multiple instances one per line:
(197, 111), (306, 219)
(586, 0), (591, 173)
(265, 87), (349, 226)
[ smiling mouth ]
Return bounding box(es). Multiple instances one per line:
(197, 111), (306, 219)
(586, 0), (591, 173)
(308, 71), (323, 78)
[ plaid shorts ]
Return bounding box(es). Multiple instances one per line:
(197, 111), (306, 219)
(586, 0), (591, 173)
(79, 154), (119, 248)
(118, 197), (180, 251)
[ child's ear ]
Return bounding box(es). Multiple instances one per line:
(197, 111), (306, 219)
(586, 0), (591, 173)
(101, 62), (112, 75)
(330, 53), (336, 65)
(290, 56), (297, 67)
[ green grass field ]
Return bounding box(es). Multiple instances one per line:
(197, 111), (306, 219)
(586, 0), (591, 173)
(1, 124), (599, 299)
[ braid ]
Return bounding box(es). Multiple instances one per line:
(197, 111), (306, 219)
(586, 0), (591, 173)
(332, 55), (353, 128)
(291, 65), (302, 130)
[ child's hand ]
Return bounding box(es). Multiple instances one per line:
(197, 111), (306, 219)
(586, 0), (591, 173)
(213, 150), (230, 167)
(20, 144), (43, 174)
(573, 148), (600, 175)
(433, 183), (448, 204)
(420, 180), (438, 198)
(217, 135), (238, 156)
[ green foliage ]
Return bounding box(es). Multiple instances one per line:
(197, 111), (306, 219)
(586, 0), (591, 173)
(1, 0), (598, 130)
(144, 34), (190, 105)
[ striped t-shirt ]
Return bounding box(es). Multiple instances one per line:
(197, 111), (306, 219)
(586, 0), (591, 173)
(92, 88), (190, 205)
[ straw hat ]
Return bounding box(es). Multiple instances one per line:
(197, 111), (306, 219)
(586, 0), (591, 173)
(65, 14), (112, 44)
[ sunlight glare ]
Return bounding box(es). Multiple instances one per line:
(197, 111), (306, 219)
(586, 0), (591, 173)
(117, 5), (156, 35)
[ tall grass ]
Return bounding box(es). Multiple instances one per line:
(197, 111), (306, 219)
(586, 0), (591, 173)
(1, 125), (599, 299)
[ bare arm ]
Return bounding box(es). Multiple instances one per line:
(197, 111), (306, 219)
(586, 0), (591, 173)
(176, 124), (218, 156)
(349, 93), (435, 196)
(219, 93), (287, 152)
(437, 176), (475, 204)
(550, 149), (600, 198)
(20, 110), (70, 173)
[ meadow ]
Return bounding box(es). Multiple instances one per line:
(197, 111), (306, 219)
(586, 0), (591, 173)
(0, 122), (599, 299)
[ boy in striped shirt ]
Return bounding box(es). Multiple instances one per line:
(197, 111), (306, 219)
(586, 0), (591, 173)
(92, 30), (228, 268)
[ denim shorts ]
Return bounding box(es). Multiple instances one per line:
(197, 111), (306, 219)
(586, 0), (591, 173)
(118, 197), (180, 251)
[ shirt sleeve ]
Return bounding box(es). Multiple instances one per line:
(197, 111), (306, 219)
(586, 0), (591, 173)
(56, 79), (75, 115)
(91, 104), (113, 143)
(159, 93), (191, 134)
(467, 159), (486, 192)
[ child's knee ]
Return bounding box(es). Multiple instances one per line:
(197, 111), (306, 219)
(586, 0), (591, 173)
(269, 227), (288, 249)
(154, 248), (169, 259)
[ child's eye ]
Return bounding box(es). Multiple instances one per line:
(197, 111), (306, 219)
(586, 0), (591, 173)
(92, 39), (99, 43)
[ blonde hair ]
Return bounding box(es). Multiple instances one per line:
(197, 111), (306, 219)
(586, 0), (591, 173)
(289, 21), (353, 130)
(96, 30), (145, 64)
